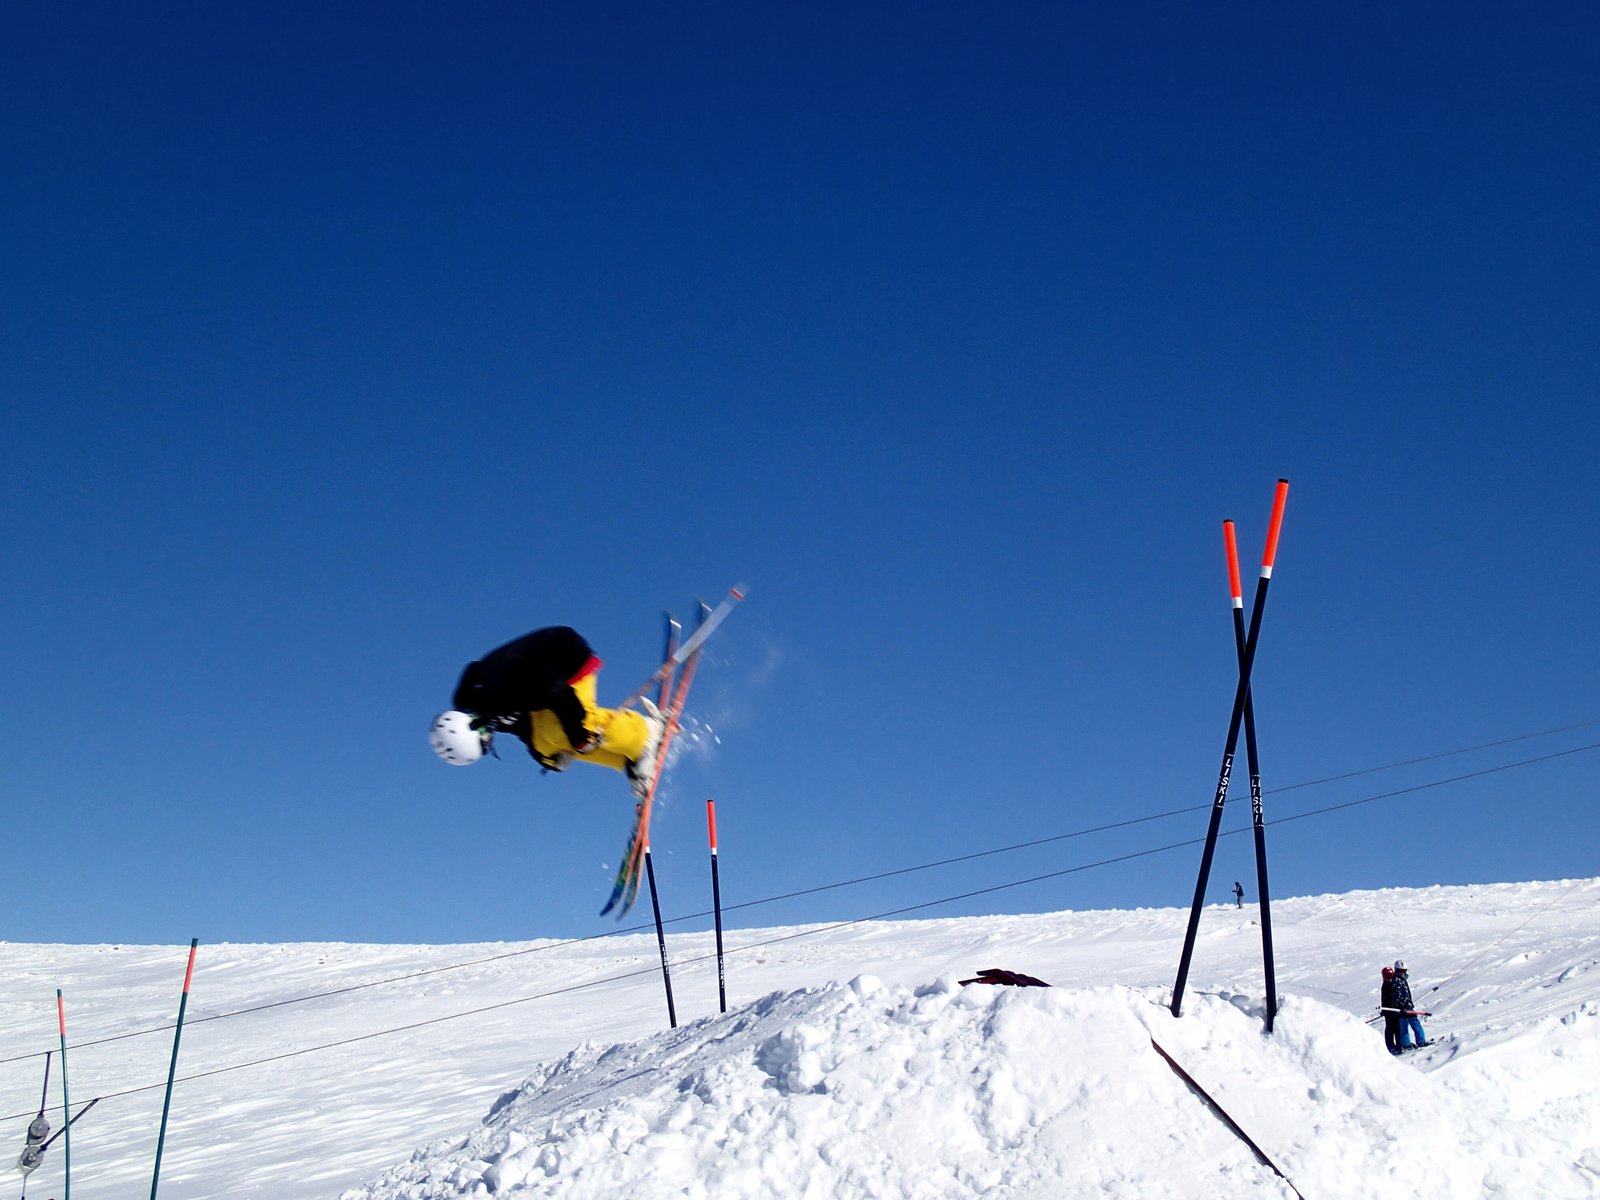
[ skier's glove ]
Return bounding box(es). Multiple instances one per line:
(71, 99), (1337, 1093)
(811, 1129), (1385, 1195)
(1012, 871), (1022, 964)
(532, 749), (571, 772)
(572, 729), (603, 754)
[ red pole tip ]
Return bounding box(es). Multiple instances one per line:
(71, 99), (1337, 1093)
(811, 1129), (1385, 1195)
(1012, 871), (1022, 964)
(706, 799), (719, 850)
(1261, 479), (1290, 570)
(1222, 520), (1242, 602)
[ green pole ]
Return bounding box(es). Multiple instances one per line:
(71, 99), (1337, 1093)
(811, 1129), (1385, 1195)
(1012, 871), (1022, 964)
(150, 938), (198, 1200)
(56, 989), (69, 1200)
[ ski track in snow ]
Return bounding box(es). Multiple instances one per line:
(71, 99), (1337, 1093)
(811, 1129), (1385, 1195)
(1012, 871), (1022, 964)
(1, 879), (1597, 1198)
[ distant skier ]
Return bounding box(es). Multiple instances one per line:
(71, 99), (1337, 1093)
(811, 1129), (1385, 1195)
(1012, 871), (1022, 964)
(1233, 881), (1244, 908)
(430, 626), (664, 799)
(1392, 960), (1428, 1049)
(1379, 965), (1401, 1054)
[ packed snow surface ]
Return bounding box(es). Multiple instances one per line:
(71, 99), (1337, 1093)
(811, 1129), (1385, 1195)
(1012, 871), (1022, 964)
(3, 879), (1597, 1198)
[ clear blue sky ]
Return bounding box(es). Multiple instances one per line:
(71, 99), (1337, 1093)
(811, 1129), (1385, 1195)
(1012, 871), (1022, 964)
(5, 4), (1597, 944)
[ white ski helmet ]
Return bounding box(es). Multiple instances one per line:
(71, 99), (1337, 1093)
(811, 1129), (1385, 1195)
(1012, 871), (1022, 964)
(430, 710), (489, 765)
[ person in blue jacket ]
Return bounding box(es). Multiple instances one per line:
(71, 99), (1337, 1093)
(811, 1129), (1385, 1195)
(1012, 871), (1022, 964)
(1392, 960), (1428, 1050)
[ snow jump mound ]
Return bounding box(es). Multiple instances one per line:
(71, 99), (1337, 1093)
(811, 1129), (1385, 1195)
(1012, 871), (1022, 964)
(344, 976), (1595, 1199)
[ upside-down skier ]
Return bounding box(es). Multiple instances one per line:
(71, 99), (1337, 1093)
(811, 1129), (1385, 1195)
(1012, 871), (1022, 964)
(429, 626), (664, 800)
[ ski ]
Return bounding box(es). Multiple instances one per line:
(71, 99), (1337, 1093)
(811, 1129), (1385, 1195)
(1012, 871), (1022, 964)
(602, 607), (694, 917)
(601, 604), (705, 918)
(618, 599), (712, 913)
(601, 597), (722, 918)
(614, 584), (745, 711)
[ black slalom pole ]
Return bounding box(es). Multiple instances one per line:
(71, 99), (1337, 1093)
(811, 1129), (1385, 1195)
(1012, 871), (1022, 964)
(643, 843), (678, 1028)
(707, 799), (727, 1013)
(642, 610), (680, 1029)
(1226, 519), (1281, 1033)
(1172, 479), (1288, 1018)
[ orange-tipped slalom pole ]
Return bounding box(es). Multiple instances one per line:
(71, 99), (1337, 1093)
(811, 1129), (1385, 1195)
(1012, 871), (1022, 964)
(708, 799), (727, 1013)
(1225, 520), (1281, 1032)
(150, 939), (198, 1200)
(1262, 478), (1289, 575)
(1225, 520), (1244, 609)
(1172, 480), (1289, 1019)
(57, 989), (70, 1200)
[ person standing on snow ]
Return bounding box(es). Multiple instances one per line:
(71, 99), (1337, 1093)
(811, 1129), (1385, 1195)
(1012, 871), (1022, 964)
(1233, 881), (1244, 908)
(1379, 965), (1402, 1054)
(429, 626), (664, 800)
(1392, 960), (1428, 1049)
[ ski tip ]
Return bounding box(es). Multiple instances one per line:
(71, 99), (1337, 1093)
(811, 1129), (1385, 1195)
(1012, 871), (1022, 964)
(730, 582), (748, 599)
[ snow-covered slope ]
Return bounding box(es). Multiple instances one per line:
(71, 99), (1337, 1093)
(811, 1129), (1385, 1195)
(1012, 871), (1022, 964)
(2, 879), (1597, 1198)
(338, 980), (1595, 1199)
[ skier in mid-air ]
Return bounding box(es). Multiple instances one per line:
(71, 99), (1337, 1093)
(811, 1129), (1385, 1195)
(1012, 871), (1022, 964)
(430, 626), (664, 800)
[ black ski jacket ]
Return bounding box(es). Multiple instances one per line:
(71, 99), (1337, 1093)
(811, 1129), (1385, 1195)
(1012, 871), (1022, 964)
(452, 626), (599, 754)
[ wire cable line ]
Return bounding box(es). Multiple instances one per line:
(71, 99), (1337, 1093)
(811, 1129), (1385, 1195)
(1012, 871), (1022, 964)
(2, 725), (1594, 1085)
(2, 735), (1597, 1126)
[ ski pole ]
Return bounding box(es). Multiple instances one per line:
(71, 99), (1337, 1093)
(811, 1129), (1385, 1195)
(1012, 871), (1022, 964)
(1225, 519), (1280, 1032)
(38, 1050), (51, 1117)
(708, 799), (727, 1014)
(643, 844), (678, 1028)
(41, 1099), (99, 1152)
(1172, 479), (1288, 1018)
(151, 938), (198, 1200)
(20, 1051), (54, 1190)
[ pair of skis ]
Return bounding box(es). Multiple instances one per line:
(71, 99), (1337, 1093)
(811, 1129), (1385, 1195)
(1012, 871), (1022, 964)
(600, 585), (744, 918)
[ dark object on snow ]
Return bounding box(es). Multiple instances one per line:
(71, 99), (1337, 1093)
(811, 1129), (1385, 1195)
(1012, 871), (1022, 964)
(958, 968), (1051, 988)
(1150, 1036), (1308, 1200)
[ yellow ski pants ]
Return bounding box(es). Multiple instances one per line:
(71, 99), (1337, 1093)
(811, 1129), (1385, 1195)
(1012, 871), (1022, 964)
(529, 674), (650, 773)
